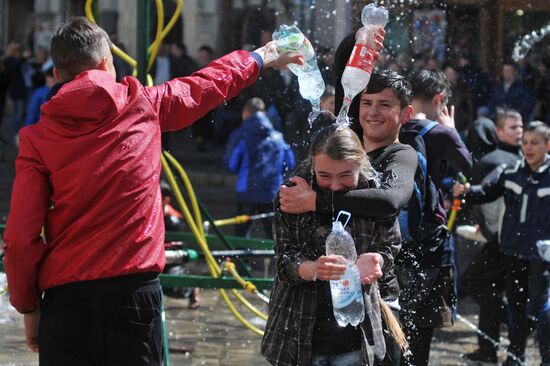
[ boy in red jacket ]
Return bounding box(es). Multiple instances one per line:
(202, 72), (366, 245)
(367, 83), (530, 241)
(3, 17), (301, 366)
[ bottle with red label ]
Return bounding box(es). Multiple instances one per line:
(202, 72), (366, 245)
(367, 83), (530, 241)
(337, 4), (389, 124)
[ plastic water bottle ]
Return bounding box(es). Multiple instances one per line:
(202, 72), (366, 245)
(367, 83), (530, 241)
(337, 4), (389, 125)
(273, 25), (325, 125)
(325, 211), (365, 327)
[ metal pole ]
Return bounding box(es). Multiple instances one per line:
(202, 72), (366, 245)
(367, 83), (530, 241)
(137, 0), (150, 85)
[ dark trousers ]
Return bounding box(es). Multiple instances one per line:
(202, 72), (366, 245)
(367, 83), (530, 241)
(39, 273), (164, 366)
(505, 256), (550, 363)
(460, 240), (507, 356)
(400, 326), (434, 366)
(375, 307), (401, 366)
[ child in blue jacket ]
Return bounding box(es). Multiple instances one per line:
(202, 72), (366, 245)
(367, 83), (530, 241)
(455, 121), (550, 366)
(224, 97), (296, 237)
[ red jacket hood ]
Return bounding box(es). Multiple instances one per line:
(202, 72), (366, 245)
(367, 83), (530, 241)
(41, 70), (130, 137)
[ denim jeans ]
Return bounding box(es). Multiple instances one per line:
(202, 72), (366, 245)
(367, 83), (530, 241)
(312, 350), (363, 366)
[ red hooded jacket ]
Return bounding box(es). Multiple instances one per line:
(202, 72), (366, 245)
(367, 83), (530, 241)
(4, 50), (260, 313)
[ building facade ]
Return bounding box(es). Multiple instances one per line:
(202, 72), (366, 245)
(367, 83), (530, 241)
(1, 0), (549, 79)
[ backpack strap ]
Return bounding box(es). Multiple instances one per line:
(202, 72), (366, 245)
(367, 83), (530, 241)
(418, 121), (438, 137)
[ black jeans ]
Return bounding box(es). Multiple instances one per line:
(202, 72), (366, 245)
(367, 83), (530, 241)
(400, 326), (434, 366)
(39, 273), (163, 366)
(505, 256), (550, 363)
(375, 307), (401, 366)
(460, 239), (507, 356)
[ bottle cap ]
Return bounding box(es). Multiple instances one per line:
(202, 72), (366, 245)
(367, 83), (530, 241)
(361, 3), (389, 28)
(332, 220), (344, 233)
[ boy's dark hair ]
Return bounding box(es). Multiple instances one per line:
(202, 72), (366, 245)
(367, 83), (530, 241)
(365, 68), (413, 108)
(495, 107), (522, 128)
(525, 121), (550, 142)
(51, 17), (112, 81)
(408, 69), (452, 104)
(243, 97), (265, 114)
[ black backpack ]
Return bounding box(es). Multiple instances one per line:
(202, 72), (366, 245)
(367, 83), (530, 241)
(398, 121), (440, 244)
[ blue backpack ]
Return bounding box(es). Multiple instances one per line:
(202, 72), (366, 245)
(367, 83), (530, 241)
(398, 121), (439, 243)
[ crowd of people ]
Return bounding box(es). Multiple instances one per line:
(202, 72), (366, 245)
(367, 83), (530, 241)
(2, 13), (550, 366)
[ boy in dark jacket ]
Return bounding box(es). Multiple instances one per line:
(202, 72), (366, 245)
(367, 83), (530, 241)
(224, 97), (295, 238)
(455, 121), (550, 366)
(400, 69), (473, 366)
(461, 108), (523, 364)
(3, 17), (302, 366)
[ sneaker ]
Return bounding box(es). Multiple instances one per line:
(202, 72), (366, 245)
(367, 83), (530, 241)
(463, 349), (498, 365)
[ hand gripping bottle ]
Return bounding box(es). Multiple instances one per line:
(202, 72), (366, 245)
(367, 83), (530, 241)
(325, 211), (365, 327)
(337, 4), (389, 124)
(273, 25), (325, 125)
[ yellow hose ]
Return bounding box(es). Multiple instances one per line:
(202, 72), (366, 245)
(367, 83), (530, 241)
(163, 151), (205, 237)
(161, 154), (267, 335)
(226, 262), (268, 321)
(148, 0), (165, 71)
(163, 152), (270, 313)
(212, 215), (251, 227)
(161, 154), (219, 273)
(148, 0), (183, 71)
(85, 0), (138, 69)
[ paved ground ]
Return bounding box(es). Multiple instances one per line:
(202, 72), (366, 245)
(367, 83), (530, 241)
(0, 285), (544, 366)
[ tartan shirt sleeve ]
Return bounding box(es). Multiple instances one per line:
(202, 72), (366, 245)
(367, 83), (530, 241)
(273, 204), (309, 286)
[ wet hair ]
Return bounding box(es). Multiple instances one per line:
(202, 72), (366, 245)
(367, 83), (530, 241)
(304, 114), (375, 181)
(524, 121), (550, 143)
(495, 107), (522, 128)
(408, 69), (452, 104)
(243, 97), (265, 114)
(50, 17), (112, 81)
(364, 68), (413, 108)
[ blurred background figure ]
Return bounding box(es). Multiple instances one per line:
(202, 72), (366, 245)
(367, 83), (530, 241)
(224, 97), (295, 238)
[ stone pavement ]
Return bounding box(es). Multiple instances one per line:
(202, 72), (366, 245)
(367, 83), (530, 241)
(0, 286), (544, 365)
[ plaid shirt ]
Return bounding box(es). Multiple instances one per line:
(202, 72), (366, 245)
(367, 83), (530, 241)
(261, 182), (402, 366)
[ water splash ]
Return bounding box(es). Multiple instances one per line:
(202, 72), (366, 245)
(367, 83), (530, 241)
(512, 22), (550, 62)
(336, 102), (351, 127)
(307, 107), (321, 128)
(455, 314), (526, 366)
(0, 274), (18, 324)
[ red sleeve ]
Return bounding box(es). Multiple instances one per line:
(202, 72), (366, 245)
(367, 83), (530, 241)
(3, 129), (51, 313)
(143, 50), (260, 132)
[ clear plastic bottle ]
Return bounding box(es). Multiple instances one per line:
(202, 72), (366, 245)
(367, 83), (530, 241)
(325, 211), (365, 327)
(337, 4), (389, 125)
(272, 25), (325, 124)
